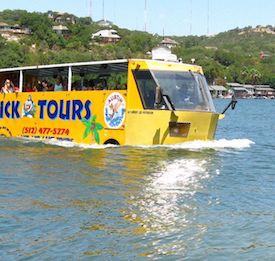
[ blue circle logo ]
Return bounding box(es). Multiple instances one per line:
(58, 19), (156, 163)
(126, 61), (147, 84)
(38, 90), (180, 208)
(104, 92), (126, 129)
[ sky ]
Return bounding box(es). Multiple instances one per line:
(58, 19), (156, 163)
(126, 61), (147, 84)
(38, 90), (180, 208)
(0, 0), (274, 36)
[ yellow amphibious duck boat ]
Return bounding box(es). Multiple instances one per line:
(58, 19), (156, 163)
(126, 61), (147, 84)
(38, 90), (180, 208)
(0, 47), (236, 145)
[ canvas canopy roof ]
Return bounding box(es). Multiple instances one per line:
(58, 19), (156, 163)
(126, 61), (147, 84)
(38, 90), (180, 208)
(0, 60), (128, 77)
(210, 85), (227, 91)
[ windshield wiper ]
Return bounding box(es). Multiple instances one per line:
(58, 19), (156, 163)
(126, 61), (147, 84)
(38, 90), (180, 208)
(155, 85), (175, 110)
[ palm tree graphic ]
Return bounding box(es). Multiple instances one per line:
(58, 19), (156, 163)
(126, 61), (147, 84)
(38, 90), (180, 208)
(81, 115), (104, 144)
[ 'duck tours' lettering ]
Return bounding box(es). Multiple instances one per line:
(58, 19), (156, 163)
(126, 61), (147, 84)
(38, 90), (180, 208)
(0, 101), (20, 119)
(38, 99), (92, 120)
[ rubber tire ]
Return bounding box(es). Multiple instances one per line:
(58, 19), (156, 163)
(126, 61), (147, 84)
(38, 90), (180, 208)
(104, 139), (120, 145)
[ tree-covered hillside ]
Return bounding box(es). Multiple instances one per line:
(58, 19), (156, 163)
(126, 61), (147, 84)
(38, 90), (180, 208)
(0, 10), (274, 86)
(173, 26), (275, 86)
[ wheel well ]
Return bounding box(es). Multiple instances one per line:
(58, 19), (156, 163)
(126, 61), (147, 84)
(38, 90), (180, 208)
(104, 139), (120, 145)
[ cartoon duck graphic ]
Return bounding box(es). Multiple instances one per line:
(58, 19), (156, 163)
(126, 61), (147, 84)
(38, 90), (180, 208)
(108, 101), (121, 119)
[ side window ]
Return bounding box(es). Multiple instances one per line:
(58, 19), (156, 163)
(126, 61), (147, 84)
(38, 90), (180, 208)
(132, 70), (156, 109)
(197, 75), (216, 111)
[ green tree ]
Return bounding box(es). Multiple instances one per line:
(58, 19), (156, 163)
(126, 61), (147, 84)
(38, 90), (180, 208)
(214, 49), (236, 66)
(19, 12), (57, 48)
(0, 41), (26, 68)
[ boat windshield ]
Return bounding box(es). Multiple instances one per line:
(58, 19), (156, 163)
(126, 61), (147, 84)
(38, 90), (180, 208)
(133, 69), (216, 112)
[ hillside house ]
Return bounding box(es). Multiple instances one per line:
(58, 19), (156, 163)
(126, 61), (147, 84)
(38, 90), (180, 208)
(48, 12), (76, 24)
(92, 29), (120, 44)
(0, 22), (31, 41)
(161, 38), (178, 49)
(52, 25), (70, 37)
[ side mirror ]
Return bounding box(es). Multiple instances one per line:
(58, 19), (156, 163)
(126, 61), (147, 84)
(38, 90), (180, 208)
(221, 95), (237, 115)
(231, 95), (237, 109)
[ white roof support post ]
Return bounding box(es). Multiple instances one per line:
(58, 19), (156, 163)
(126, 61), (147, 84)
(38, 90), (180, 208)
(19, 70), (23, 92)
(68, 66), (72, 91)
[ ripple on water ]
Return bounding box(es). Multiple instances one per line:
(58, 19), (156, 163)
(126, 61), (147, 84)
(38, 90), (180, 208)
(1, 102), (275, 261)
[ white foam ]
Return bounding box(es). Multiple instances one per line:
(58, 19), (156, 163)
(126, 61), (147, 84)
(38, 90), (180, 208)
(45, 139), (121, 149)
(137, 139), (254, 150)
(16, 137), (254, 150)
(18, 137), (117, 149)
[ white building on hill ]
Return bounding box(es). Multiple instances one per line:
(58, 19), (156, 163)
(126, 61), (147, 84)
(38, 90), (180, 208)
(92, 29), (120, 44)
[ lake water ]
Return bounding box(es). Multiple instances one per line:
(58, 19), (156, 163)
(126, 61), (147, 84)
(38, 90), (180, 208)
(1, 99), (275, 260)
